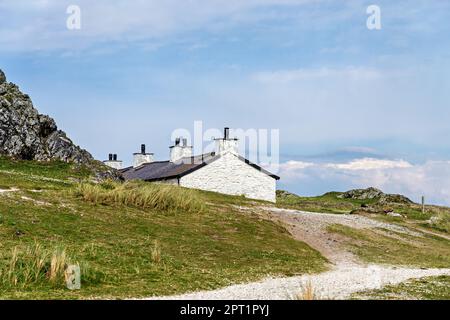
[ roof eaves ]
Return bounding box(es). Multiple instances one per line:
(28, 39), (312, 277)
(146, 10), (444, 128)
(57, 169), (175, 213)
(238, 155), (280, 180)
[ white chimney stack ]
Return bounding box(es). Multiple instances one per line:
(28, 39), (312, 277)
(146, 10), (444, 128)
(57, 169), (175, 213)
(104, 153), (123, 170)
(215, 127), (238, 155)
(133, 144), (154, 168)
(170, 137), (192, 163)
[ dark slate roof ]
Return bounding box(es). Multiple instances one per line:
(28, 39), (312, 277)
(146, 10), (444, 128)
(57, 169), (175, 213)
(120, 152), (280, 181)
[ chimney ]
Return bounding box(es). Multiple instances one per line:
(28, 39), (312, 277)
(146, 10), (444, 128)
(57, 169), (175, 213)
(133, 144), (154, 168)
(104, 153), (123, 170)
(170, 136), (193, 163)
(215, 127), (238, 155)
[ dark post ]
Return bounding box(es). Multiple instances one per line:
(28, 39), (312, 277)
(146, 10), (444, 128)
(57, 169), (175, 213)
(224, 127), (230, 140)
(422, 196), (425, 214)
(141, 144), (146, 154)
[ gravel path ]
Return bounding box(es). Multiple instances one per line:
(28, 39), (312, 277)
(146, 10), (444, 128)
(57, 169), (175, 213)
(264, 207), (422, 237)
(151, 265), (450, 300)
(146, 207), (449, 300)
(261, 207), (423, 266)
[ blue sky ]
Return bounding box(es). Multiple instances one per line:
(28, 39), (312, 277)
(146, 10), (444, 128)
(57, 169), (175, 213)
(1, 0), (450, 204)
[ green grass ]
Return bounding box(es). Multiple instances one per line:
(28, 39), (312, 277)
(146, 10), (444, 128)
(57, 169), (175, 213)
(0, 158), (327, 299)
(75, 181), (205, 213)
(277, 190), (450, 234)
(0, 156), (90, 180)
(276, 190), (373, 214)
(352, 276), (450, 300)
(327, 224), (450, 268)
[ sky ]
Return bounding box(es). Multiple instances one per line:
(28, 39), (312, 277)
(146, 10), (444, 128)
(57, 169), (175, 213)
(1, 0), (450, 205)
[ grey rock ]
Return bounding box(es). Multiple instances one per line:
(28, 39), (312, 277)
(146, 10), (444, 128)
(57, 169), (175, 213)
(386, 212), (403, 218)
(338, 187), (413, 204)
(0, 68), (121, 180)
(338, 187), (384, 200)
(0, 69), (6, 84)
(276, 190), (300, 199)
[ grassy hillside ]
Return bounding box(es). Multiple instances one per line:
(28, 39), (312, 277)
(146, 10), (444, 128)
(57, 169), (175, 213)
(277, 190), (450, 234)
(0, 157), (327, 299)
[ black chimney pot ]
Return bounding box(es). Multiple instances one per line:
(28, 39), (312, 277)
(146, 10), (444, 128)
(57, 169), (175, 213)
(141, 144), (146, 154)
(175, 137), (181, 146)
(109, 154), (113, 161)
(113, 154), (117, 161)
(224, 127), (230, 140)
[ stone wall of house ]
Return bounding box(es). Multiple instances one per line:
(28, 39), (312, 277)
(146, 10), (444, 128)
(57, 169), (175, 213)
(133, 153), (153, 168)
(104, 160), (123, 170)
(180, 152), (276, 202)
(170, 145), (192, 163)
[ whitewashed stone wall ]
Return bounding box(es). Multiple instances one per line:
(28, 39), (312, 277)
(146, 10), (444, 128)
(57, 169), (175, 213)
(180, 152), (277, 202)
(103, 160), (123, 170)
(215, 138), (238, 155)
(170, 145), (193, 162)
(133, 153), (153, 168)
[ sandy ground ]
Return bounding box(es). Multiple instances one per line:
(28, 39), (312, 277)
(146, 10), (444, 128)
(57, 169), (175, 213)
(148, 207), (450, 300)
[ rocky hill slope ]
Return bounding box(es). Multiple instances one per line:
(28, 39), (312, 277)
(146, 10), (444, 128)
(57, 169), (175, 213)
(337, 187), (413, 204)
(0, 69), (118, 179)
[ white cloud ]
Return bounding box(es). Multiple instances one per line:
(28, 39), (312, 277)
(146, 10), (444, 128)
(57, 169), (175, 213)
(325, 158), (413, 170)
(278, 158), (450, 206)
(253, 67), (382, 84)
(280, 160), (314, 170)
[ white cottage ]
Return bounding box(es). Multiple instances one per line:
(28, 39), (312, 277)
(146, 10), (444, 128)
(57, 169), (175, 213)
(106, 128), (279, 202)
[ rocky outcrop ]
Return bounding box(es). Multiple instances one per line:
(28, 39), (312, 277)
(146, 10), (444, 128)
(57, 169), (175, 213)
(276, 190), (300, 199)
(0, 70), (6, 84)
(0, 69), (120, 180)
(338, 187), (413, 204)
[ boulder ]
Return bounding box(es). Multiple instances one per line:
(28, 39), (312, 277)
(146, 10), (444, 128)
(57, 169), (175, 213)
(386, 212), (403, 218)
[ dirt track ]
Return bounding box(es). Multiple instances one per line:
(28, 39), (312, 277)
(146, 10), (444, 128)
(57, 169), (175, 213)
(149, 207), (449, 300)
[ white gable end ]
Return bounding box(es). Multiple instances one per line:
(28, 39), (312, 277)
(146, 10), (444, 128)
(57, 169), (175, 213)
(179, 152), (277, 202)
